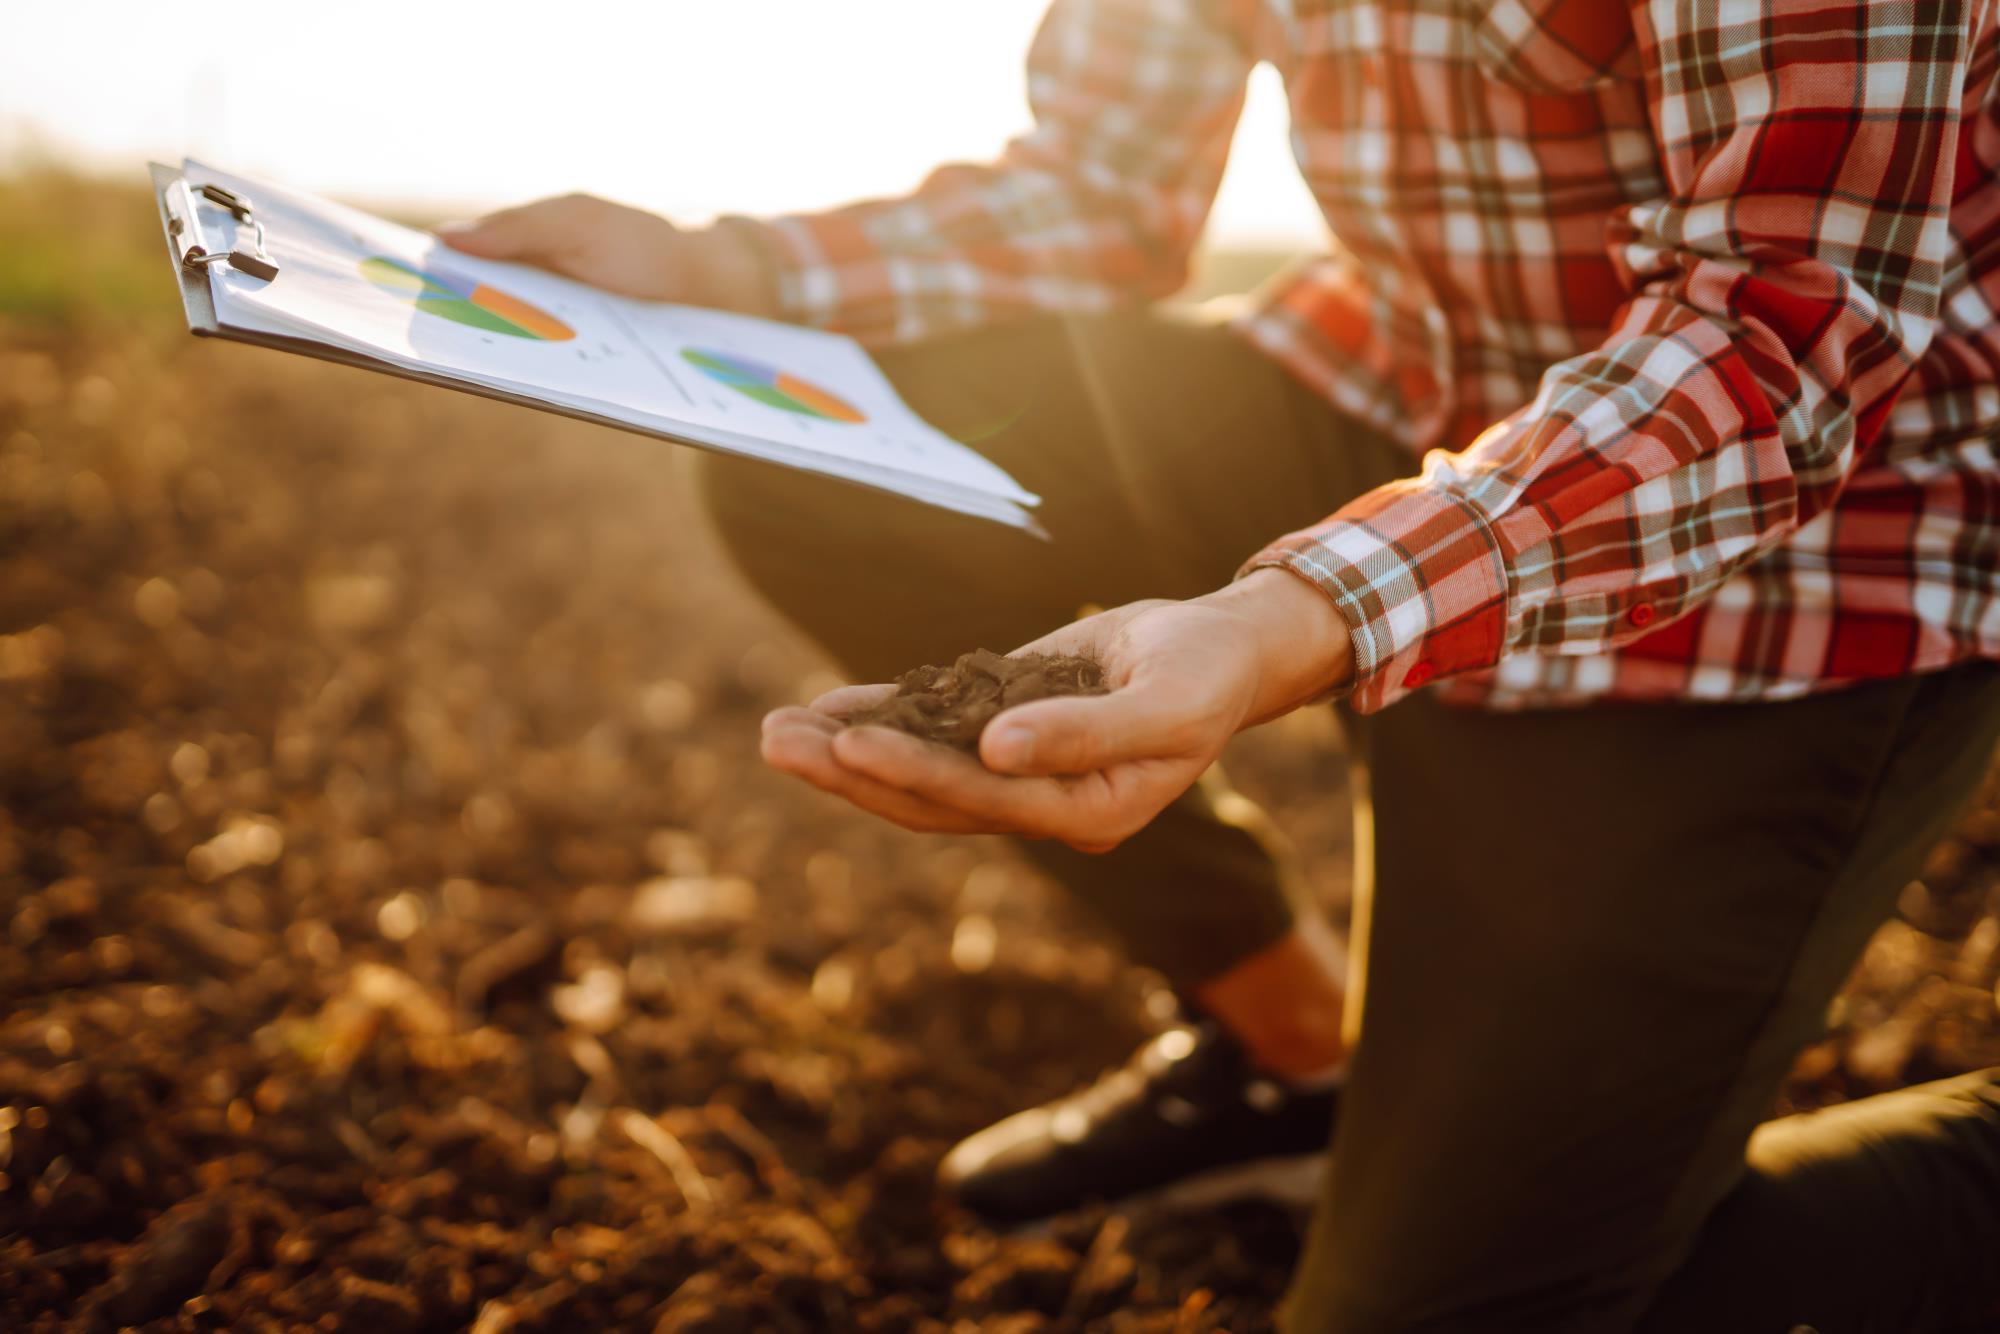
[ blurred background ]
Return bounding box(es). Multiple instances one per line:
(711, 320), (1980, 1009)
(4, 6), (2000, 1332)
(2, 0), (1323, 244)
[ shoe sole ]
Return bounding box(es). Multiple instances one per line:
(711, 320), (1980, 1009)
(1004, 1151), (1326, 1236)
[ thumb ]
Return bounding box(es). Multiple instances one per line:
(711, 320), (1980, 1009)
(978, 685), (1199, 776)
(436, 195), (596, 261)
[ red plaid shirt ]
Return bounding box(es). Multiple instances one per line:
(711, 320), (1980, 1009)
(748, 0), (2000, 713)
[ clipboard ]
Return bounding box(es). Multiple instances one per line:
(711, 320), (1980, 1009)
(149, 161), (1045, 535)
(148, 162), (775, 454)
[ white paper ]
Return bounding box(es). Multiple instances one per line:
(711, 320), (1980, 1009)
(178, 161), (1041, 529)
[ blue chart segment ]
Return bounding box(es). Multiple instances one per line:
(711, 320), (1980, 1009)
(680, 348), (866, 423)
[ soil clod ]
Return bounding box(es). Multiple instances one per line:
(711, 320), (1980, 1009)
(82, 1198), (230, 1330)
(841, 650), (1106, 754)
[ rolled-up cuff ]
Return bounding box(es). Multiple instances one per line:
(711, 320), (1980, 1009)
(1239, 483), (1511, 713)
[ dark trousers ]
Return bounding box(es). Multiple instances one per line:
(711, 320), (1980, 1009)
(689, 312), (2000, 1332)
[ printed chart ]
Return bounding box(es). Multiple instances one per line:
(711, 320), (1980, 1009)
(358, 257), (575, 341)
(182, 156), (1035, 526)
(681, 348), (866, 424)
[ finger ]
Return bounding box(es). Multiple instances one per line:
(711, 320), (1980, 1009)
(774, 741), (999, 834)
(831, 724), (1099, 838)
(762, 705), (841, 738)
(767, 703), (1032, 834)
(977, 683), (1207, 776)
(436, 195), (598, 260)
(807, 683), (896, 718)
(761, 717), (998, 835)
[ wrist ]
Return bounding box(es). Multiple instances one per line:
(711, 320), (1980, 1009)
(1199, 568), (1354, 724)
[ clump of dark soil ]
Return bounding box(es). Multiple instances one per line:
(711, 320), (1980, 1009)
(843, 649), (1107, 754)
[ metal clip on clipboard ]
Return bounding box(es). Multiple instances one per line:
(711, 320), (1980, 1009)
(164, 180), (280, 283)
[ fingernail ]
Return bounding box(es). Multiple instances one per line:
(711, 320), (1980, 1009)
(988, 724), (1034, 769)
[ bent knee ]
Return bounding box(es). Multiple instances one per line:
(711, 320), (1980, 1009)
(686, 448), (878, 579)
(686, 447), (803, 538)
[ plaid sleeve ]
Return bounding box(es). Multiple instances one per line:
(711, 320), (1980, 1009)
(1245, 0), (1980, 713)
(727, 0), (1253, 345)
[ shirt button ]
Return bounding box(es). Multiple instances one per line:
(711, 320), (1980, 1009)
(1628, 602), (1656, 628)
(1402, 660), (1435, 689)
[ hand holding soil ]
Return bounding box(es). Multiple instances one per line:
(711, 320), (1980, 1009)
(762, 572), (1352, 852)
(839, 649), (1108, 755)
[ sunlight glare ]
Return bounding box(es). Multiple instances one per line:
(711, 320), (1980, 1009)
(1, 1), (1323, 244)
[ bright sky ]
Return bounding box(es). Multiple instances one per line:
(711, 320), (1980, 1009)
(2, 1), (1325, 245)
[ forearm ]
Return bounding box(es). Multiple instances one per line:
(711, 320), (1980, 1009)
(732, 0), (1250, 343)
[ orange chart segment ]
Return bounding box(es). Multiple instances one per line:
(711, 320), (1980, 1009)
(471, 284), (574, 341)
(775, 373), (867, 424)
(357, 257), (575, 341)
(680, 348), (867, 424)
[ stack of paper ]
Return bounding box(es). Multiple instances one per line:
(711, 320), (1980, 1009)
(167, 161), (1042, 532)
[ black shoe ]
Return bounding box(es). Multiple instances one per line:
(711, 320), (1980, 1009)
(937, 1023), (1339, 1225)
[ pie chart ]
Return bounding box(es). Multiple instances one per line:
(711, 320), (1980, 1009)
(358, 256), (575, 341)
(681, 348), (866, 424)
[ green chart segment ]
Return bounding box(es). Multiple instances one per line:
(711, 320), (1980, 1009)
(680, 348), (866, 423)
(358, 256), (575, 341)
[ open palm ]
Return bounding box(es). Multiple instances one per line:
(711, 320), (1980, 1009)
(761, 597), (1269, 853)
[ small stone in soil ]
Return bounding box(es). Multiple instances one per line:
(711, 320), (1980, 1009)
(841, 649), (1107, 754)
